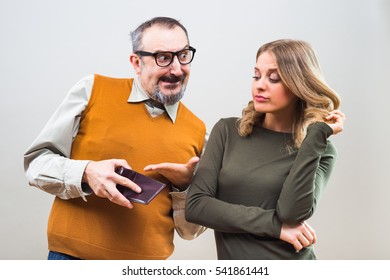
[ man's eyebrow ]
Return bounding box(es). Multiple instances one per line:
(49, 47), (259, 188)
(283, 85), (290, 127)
(154, 45), (190, 53)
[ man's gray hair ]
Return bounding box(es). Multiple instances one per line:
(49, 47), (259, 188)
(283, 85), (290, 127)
(130, 17), (189, 52)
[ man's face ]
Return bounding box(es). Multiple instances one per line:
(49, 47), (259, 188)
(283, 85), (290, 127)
(131, 25), (191, 105)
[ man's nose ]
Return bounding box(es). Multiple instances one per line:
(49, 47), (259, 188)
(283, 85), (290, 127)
(169, 56), (184, 75)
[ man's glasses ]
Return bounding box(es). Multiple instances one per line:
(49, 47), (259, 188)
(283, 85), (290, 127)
(135, 46), (196, 67)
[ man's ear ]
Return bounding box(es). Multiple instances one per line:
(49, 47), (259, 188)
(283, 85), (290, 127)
(130, 53), (141, 75)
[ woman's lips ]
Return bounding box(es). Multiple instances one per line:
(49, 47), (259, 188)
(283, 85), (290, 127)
(254, 95), (269, 102)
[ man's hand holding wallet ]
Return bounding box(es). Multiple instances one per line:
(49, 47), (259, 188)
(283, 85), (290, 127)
(83, 158), (194, 208)
(115, 166), (166, 205)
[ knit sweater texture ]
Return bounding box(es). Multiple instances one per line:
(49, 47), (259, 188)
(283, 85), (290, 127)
(47, 74), (206, 259)
(186, 117), (336, 259)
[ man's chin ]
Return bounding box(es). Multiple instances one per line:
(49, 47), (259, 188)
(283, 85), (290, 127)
(152, 84), (185, 105)
(160, 90), (180, 97)
(160, 85), (184, 97)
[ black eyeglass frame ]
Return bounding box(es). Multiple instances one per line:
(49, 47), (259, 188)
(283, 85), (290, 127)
(135, 46), (196, 67)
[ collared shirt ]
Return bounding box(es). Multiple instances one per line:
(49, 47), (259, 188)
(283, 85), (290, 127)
(23, 75), (207, 200)
(130, 77), (179, 123)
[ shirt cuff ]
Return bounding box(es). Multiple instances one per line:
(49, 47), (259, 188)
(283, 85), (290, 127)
(64, 159), (91, 201)
(170, 187), (189, 210)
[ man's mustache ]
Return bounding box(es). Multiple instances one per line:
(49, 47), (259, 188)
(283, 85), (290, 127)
(159, 75), (185, 83)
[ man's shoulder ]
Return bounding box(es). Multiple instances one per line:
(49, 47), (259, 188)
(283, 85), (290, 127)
(93, 74), (134, 84)
(177, 102), (206, 129)
(177, 103), (202, 120)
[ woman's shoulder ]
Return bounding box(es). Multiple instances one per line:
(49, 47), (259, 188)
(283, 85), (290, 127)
(213, 117), (240, 130)
(216, 117), (240, 126)
(209, 117), (241, 139)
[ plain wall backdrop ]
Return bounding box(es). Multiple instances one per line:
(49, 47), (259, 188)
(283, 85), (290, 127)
(0, 0), (389, 260)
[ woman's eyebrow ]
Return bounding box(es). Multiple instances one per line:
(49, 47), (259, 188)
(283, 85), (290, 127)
(254, 67), (278, 72)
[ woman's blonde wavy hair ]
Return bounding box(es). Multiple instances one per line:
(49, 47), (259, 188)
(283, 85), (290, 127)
(238, 39), (340, 149)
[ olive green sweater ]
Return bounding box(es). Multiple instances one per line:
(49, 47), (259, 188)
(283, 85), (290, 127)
(186, 117), (336, 260)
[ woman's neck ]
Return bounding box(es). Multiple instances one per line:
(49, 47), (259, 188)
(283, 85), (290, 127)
(262, 113), (294, 133)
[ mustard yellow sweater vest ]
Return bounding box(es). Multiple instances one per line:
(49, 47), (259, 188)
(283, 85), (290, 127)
(47, 74), (206, 259)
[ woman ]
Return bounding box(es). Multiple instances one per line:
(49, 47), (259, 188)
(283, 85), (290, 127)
(185, 39), (345, 260)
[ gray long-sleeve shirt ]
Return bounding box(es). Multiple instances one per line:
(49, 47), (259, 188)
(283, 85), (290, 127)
(23, 75), (206, 240)
(23, 75), (183, 200)
(186, 117), (336, 259)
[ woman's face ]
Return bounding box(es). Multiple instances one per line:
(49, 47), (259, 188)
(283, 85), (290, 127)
(252, 51), (298, 117)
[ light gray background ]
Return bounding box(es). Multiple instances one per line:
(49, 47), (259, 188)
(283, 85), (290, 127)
(1, 0), (389, 260)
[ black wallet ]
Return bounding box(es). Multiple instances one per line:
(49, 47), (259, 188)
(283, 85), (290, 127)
(115, 166), (166, 205)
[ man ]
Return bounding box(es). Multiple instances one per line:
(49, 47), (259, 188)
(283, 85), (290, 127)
(24, 17), (206, 260)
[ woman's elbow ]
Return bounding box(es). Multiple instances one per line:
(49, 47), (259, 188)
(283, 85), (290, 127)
(185, 195), (210, 225)
(277, 207), (314, 224)
(185, 197), (199, 224)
